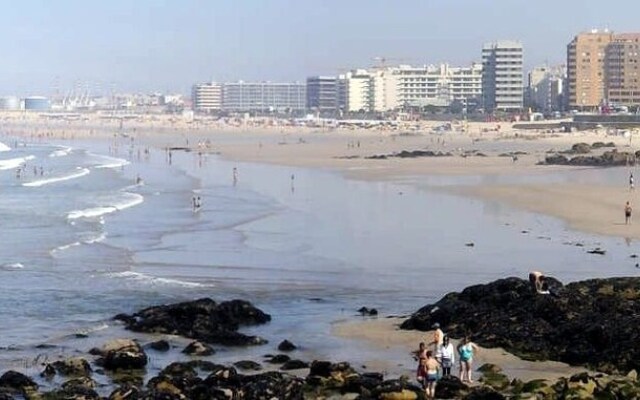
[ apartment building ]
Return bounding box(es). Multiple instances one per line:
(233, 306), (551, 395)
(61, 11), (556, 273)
(527, 65), (566, 112)
(566, 30), (614, 110)
(306, 76), (338, 115)
(605, 33), (640, 107)
(192, 82), (223, 112)
(482, 40), (524, 112)
(222, 82), (306, 113)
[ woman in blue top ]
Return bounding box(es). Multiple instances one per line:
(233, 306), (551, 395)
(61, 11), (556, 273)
(457, 336), (479, 383)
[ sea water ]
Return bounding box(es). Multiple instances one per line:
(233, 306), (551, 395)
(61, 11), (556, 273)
(0, 133), (636, 386)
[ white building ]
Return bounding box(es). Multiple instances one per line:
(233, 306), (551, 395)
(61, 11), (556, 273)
(339, 70), (372, 113)
(192, 83), (222, 112)
(482, 40), (524, 112)
(527, 65), (565, 112)
(337, 63), (482, 113)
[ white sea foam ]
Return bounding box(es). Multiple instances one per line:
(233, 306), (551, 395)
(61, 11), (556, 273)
(84, 232), (107, 244)
(49, 146), (72, 158)
(91, 154), (130, 169)
(0, 155), (35, 170)
(23, 167), (90, 187)
(51, 242), (82, 254)
(0, 142), (10, 152)
(106, 271), (209, 288)
(1, 263), (24, 270)
(67, 192), (144, 220)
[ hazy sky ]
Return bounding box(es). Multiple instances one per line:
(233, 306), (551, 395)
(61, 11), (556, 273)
(0, 0), (637, 95)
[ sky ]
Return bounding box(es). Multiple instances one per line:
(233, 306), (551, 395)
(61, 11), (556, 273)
(0, 0), (638, 96)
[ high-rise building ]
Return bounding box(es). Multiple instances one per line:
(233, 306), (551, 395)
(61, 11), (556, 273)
(192, 83), (222, 112)
(339, 70), (372, 113)
(605, 33), (640, 107)
(222, 82), (306, 113)
(527, 65), (566, 112)
(482, 40), (524, 112)
(306, 76), (338, 115)
(566, 30), (614, 110)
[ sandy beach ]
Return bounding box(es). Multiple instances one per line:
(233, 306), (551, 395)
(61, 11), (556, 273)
(333, 317), (586, 382)
(0, 112), (637, 384)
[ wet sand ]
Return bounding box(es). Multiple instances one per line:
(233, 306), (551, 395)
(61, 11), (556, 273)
(333, 317), (587, 382)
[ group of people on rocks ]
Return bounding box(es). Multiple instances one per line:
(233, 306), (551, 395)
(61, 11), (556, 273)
(415, 323), (479, 398)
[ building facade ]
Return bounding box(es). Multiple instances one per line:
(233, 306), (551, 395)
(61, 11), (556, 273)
(605, 33), (640, 107)
(192, 83), (222, 112)
(527, 65), (566, 112)
(566, 30), (614, 110)
(222, 82), (306, 113)
(482, 40), (524, 112)
(306, 76), (338, 115)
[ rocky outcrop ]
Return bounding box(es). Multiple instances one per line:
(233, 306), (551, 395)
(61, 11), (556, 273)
(114, 298), (270, 346)
(543, 149), (634, 166)
(366, 150), (452, 160)
(277, 339), (297, 352)
(97, 339), (148, 370)
(49, 357), (92, 376)
(182, 340), (214, 356)
(401, 276), (640, 374)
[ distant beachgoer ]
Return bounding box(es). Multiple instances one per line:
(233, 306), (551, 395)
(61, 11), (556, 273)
(631, 172), (635, 190)
(233, 167), (238, 185)
(429, 323), (444, 351)
(136, 175), (142, 185)
(437, 336), (455, 377)
(414, 341), (428, 361)
(457, 337), (479, 383)
(626, 201), (633, 225)
(528, 270), (550, 294)
(416, 350), (439, 399)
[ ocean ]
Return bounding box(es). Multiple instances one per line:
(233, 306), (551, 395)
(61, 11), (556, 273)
(0, 132), (636, 389)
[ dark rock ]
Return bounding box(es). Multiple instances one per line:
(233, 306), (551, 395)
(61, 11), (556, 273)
(587, 248), (606, 255)
(308, 361), (333, 378)
(40, 364), (56, 378)
(280, 360), (309, 370)
(0, 371), (37, 392)
(465, 242), (475, 247)
(435, 375), (468, 399)
(358, 307), (378, 316)
(108, 384), (140, 400)
(544, 149), (635, 166)
(101, 339), (148, 370)
(51, 357), (92, 376)
(370, 379), (426, 399)
(234, 360), (262, 371)
(570, 142), (592, 154)
(463, 386), (506, 400)
(61, 376), (97, 390)
(240, 371), (304, 399)
(116, 298), (270, 346)
(147, 339), (171, 352)
(366, 149), (452, 160)
(267, 354), (290, 364)
(342, 372), (385, 394)
(277, 339), (297, 352)
(44, 386), (101, 400)
(401, 276), (640, 374)
(182, 341), (214, 356)
(88, 347), (103, 356)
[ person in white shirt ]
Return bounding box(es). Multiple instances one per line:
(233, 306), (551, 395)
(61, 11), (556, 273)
(436, 335), (455, 377)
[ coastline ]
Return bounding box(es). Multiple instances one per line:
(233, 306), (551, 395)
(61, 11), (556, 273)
(0, 114), (638, 392)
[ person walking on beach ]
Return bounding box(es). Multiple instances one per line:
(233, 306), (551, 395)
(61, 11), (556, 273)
(626, 201), (633, 225)
(233, 167), (238, 185)
(630, 172), (635, 190)
(437, 335), (455, 377)
(457, 336), (479, 383)
(416, 351), (440, 399)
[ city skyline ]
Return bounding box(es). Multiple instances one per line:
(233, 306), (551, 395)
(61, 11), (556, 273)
(0, 0), (638, 95)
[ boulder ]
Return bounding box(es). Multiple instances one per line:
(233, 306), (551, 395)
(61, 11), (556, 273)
(434, 375), (468, 399)
(234, 360), (262, 371)
(147, 339), (171, 352)
(0, 371), (37, 392)
(101, 339), (148, 370)
(280, 359), (309, 370)
(108, 384), (140, 400)
(277, 339), (297, 352)
(115, 298), (270, 346)
(401, 276), (640, 373)
(51, 357), (92, 376)
(182, 341), (214, 356)
(463, 386), (506, 400)
(267, 354), (290, 364)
